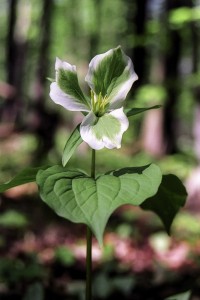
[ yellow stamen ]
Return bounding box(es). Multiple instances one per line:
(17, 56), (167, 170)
(91, 90), (109, 117)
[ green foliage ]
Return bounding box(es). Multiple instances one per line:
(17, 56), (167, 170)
(173, 212), (200, 241)
(62, 124), (83, 166)
(0, 210), (28, 228)
(134, 84), (167, 106)
(169, 8), (193, 27)
(36, 164), (162, 245)
(0, 142), (187, 246)
(141, 175), (187, 234)
(158, 154), (195, 180)
(0, 257), (46, 284)
(55, 246), (75, 266)
(116, 223), (133, 238)
(93, 272), (135, 298)
(169, 7), (200, 28)
(0, 166), (48, 193)
(102, 244), (115, 261)
(98, 0), (128, 49)
(125, 105), (161, 117)
(0, 134), (38, 183)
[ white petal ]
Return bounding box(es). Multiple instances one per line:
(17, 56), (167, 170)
(105, 108), (129, 148)
(108, 58), (138, 110)
(80, 108), (129, 150)
(80, 112), (104, 150)
(50, 82), (90, 112)
(85, 46), (138, 109)
(85, 48), (114, 92)
(55, 57), (76, 80)
(49, 58), (90, 112)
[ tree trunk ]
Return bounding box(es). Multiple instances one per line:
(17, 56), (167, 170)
(163, 30), (181, 154)
(7, 0), (18, 86)
(1, 0), (28, 127)
(30, 0), (59, 162)
(126, 0), (148, 90)
(163, 0), (192, 154)
(133, 0), (148, 85)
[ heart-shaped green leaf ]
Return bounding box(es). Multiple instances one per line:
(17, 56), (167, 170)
(0, 166), (48, 193)
(62, 124), (83, 166)
(141, 174), (187, 234)
(125, 105), (161, 117)
(36, 164), (162, 245)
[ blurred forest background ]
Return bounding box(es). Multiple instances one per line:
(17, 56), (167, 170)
(1, 0), (200, 299)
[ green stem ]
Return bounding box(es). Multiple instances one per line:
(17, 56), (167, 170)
(91, 149), (96, 178)
(86, 149), (95, 300)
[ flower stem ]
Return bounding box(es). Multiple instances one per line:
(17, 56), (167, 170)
(86, 149), (95, 300)
(91, 149), (96, 178)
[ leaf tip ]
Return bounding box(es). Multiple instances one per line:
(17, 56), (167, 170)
(46, 77), (55, 82)
(61, 157), (66, 167)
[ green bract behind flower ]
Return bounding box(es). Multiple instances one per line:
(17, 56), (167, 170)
(49, 46), (138, 150)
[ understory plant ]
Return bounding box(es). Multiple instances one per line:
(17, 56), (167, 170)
(0, 46), (188, 300)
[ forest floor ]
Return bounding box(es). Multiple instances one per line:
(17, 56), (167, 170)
(1, 188), (200, 300)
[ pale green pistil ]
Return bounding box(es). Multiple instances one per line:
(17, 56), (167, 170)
(91, 90), (109, 117)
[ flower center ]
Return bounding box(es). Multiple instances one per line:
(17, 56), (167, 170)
(91, 90), (109, 117)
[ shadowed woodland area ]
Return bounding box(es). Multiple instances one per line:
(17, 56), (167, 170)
(1, 0), (200, 299)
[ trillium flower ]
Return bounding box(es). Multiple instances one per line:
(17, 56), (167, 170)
(50, 46), (138, 150)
